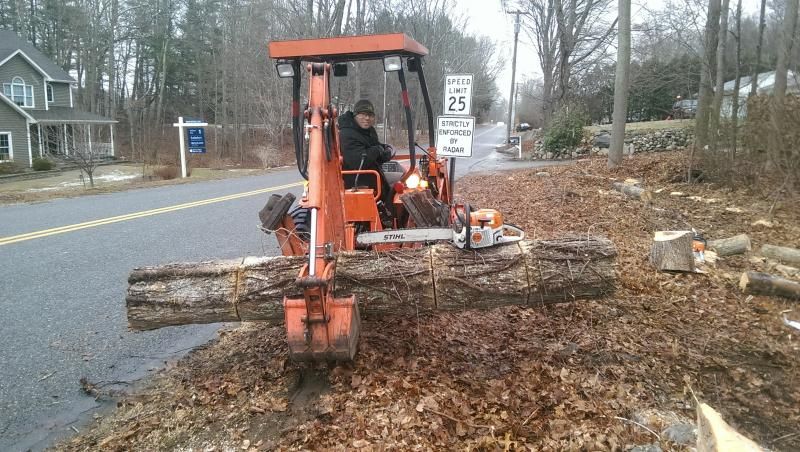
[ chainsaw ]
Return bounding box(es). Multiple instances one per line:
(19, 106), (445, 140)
(357, 206), (524, 249)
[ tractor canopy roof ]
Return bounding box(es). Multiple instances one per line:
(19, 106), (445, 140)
(268, 33), (429, 63)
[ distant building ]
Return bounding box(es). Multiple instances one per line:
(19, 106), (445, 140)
(0, 30), (116, 166)
(720, 70), (800, 118)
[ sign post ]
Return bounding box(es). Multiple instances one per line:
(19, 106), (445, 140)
(440, 74), (475, 193)
(173, 116), (208, 178)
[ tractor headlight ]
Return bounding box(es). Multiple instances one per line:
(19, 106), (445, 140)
(276, 61), (295, 78)
(405, 173), (421, 189)
(383, 56), (402, 72)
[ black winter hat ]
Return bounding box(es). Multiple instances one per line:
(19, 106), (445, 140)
(354, 99), (375, 115)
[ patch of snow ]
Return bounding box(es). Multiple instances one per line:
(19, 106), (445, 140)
(26, 170), (138, 192)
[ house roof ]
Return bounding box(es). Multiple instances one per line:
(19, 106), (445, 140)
(0, 93), (35, 121)
(28, 106), (117, 124)
(0, 30), (76, 83)
(722, 70), (800, 95)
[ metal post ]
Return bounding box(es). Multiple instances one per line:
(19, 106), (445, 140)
(383, 72), (388, 142)
(506, 11), (521, 143)
(177, 116), (187, 178)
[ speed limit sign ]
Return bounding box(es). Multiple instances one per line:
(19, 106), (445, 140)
(443, 74), (473, 116)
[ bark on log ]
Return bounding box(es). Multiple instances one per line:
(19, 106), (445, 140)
(650, 231), (695, 272)
(760, 244), (800, 266)
(696, 403), (764, 452)
(707, 234), (751, 256)
(739, 271), (800, 299)
(127, 236), (617, 331)
(611, 182), (653, 202)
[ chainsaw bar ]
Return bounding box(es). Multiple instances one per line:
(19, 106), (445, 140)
(356, 228), (454, 246)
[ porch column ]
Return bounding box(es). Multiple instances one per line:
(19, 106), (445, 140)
(86, 124), (92, 154)
(109, 124), (115, 157)
(37, 124), (43, 157)
(64, 124), (69, 155)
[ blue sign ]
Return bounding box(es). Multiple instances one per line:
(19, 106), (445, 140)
(187, 127), (206, 153)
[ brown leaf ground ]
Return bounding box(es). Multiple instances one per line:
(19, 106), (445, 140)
(59, 151), (799, 451)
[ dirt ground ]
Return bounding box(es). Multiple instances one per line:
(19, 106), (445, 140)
(58, 151), (799, 451)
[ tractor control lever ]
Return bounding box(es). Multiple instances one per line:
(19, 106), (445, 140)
(352, 151), (367, 189)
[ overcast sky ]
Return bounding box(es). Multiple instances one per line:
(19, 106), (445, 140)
(460, 0), (764, 102)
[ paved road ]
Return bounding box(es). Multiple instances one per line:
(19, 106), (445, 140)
(0, 123), (542, 450)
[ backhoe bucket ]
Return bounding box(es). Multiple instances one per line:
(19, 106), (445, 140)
(284, 295), (361, 362)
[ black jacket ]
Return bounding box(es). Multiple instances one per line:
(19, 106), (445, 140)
(338, 111), (391, 193)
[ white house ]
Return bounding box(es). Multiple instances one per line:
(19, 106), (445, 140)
(721, 70), (800, 118)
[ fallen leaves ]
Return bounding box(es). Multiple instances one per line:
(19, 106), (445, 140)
(60, 151), (800, 451)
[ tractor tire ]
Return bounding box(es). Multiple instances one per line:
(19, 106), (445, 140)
(289, 206), (311, 242)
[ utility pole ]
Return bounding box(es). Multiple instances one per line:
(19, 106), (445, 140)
(506, 11), (521, 143)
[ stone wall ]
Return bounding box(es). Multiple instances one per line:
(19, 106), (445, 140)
(527, 126), (694, 160)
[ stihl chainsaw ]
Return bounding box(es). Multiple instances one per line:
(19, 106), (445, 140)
(357, 206), (524, 249)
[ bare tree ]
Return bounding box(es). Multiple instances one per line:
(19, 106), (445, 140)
(518, 0), (615, 123)
(690, 0), (721, 182)
(608, 0), (630, 168)
(709, 0), (730, 152)
(749, 0), (767, 97)
(70, 127), (102, 188)
(729, 0), (743, 156)
(770, 0), (800, 175)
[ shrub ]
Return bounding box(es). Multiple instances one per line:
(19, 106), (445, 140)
(0, 161), (22, 174)
(152, 165), (179, 180)
(32, 157), (54, 171)
(544, 105), (589, 154)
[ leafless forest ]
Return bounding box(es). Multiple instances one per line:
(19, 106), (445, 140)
(1, 0), (797, 181)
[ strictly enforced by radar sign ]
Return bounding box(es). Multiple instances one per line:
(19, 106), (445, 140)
(436, 116), (475, 157)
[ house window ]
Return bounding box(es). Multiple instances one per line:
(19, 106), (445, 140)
(2, 76), (34, 108)
(47, 83), (54, 103)
(0, 133), (11, 161)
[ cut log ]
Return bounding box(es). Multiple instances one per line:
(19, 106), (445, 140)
(400, 190), (449, 227)
(127, 236), (617, 331)
(739, 271), (800, 299)
(774, 264), (800, 278)
(760, 244), (800, 266)
(707, 234), (751, 257)
(650, 231), (695, 272)
(611, 181), (652, 202)
(696, 403), (763, 452)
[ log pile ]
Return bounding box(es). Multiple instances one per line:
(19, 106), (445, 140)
(127, 236), (617, 331)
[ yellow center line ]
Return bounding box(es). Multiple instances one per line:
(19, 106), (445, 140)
(0, 182), (303, 246)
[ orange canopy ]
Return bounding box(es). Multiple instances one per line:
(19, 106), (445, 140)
(269, 33), (429, 62)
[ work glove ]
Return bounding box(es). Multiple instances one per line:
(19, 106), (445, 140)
(380, 144), (393, 163)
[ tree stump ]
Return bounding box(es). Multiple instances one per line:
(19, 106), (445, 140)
(650, 231), (695, 272)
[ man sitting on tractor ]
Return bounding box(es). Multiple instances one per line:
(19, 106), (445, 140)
(338, 99), (393, 209)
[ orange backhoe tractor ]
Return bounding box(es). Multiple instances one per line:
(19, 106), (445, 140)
(259, 34), (523, 362)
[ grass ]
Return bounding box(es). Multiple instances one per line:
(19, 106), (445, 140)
(585, 118), (694, 134)
(0, 163), (279, 205)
